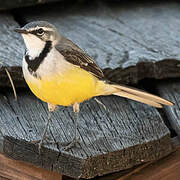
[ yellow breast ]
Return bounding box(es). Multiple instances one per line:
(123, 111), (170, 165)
(26, 66), (105, 106)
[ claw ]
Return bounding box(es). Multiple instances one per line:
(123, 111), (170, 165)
(61, 137), (80, 151)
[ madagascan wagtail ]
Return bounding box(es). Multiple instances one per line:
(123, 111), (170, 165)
(14, 21), (173, 152)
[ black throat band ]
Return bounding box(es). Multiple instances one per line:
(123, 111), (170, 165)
(25, 40), (52, 73)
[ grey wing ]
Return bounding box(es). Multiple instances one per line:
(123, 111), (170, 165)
(55, 37), (104, 79)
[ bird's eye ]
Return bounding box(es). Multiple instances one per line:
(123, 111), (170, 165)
(36, 28), (44, 35)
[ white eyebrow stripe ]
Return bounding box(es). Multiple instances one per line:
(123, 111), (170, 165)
(27, 27), (54, 32)
(41, 27), (54, 32)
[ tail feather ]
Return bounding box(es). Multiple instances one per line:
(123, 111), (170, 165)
(112, 84), (173, 106)
(101, 83), (173, 108)
(113, 91), (163, 108)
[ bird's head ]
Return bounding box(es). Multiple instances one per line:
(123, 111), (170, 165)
(14, 21), (60, 57)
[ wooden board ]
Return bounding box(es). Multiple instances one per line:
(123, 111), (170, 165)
(118, 147), (180, 180)
(0, 89), (174, 179)
(17, 0), (180, 84)
(81, 138), (180, 180)
(0, 1), (177, 179)
(0, 12), (25, 88)
(0, 153), (62, 180)
(0, 1), (180, 89)
(156, 79), (180, 139)
(0, 176), (10, 180)
(0, 0), (60, 10)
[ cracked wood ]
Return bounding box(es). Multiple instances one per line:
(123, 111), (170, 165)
(19, 0), (180, 84)
(0, 89), (174, 178)
(156, 79), (180, 139)
(1, 1), (180, 88)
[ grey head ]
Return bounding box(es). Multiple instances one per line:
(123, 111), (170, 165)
(14, 21), (61, 46)
(14, 21), (62, 59)
(14, 21), (63, 74)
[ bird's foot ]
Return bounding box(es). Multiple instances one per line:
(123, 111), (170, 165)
(30, 137), (50, 154)
(61, 137), (80, 151)
(31, 137), (80, 152)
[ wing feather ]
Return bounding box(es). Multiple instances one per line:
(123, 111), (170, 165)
(55, 37), (104, 79)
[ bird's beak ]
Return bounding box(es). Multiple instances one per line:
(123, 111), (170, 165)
(14, 28), (28, 34)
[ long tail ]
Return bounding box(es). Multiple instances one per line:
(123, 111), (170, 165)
(101, 83), (173, 108)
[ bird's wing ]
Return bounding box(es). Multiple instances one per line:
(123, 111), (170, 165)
(55, 37), (104, 79)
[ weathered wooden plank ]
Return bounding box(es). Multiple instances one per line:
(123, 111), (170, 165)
(86, 138), (180, 180)
(17, 0), (180, 84)
(1, 1), (180, 88)
(156, 79), (180, 139)
(0, 176), (10, 180)
(0, 89), (174, 179)
(0, 1), (177, 179)
(0, 153), (62, 180)
(118, 147), (180, 180)
(0, 0), (62, 10)
(0, 12), (25, 88)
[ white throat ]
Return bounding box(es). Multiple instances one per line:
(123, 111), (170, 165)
(22, 34), (45, 58)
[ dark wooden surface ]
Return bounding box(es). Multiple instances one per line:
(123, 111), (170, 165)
(0, 1), (180, 88)
(119, 145), (180, 180)
(0, 12), (25, 88)
(0, 89), (174, 179)
(157, 79), (180, 139)
(0, 0), (61, 10)
(19, 0), (180, 84)
(61, 138), (180, 179)
(0, 0), (179, 179)
(100, 145), (180, 180)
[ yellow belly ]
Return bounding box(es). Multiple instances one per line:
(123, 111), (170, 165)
(26, 67), (105, 106)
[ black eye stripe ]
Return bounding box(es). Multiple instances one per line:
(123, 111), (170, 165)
(31, 29), (44, 35)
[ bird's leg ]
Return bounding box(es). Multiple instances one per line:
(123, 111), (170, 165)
(63, 102), (80, 150)
(38, 103), (56, 154)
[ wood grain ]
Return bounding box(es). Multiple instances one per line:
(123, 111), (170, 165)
(157, 79), (180, 139)
(0, 12), (25, 88)
(0, 0), (61, 10)
(18, 0), (180, 84)
(0, 89), (174, 179)
(119, 147), (180, 180)
(90, 138), (180, 180)
(0, 1), (178, 179)
(0, 153), (62, 180)
(0, 176), (10, 180)
(0, 1), (180, 89)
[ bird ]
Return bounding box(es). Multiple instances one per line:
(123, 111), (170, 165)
(14, 21), (173, 152)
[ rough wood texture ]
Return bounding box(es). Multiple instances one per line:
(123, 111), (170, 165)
(118, 147), (180, 180)
(1, 1), (180, 88)
(82, 138), (180, 180)
(0, 12), (25, 88)
(156, 79), (180, 139)
(0, 176), (10, 180)
(0, 1), (178, 179)
(19, 0), (180, 84)
(0, 0), (61, 10)
(0, 154), (62, 180)
(0, 89), (174, 179)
